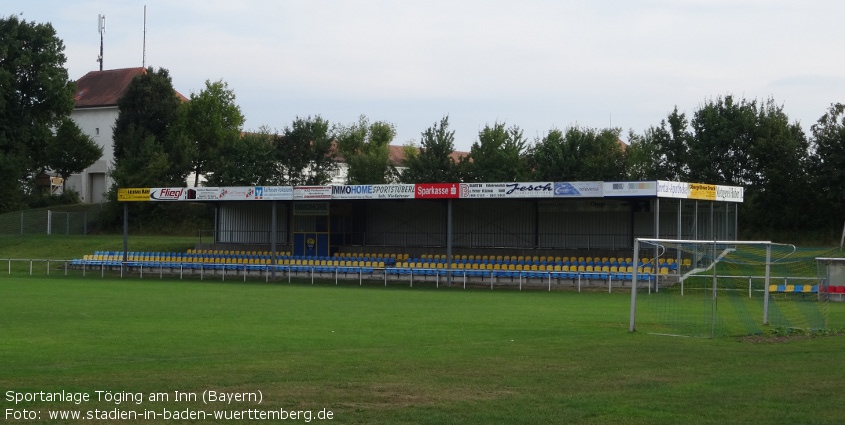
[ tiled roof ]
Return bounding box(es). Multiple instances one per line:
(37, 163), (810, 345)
(74, 67), (146, 108)
(74, 67), (188, 108)
(387, 145), (468, 165)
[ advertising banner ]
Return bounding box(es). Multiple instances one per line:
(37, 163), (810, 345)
(150, 187), (188, 201)
(371, 184), (415, 199)
(715, 185), (744, 202)
(294, 186), (333, 200)
(415, 183), (460, 199)
(216, 186), (255, 201)
(117, 188), (150, 202)
(459, 182), (555, 198)
(656, 180), (690, 199)
(255, 186), (293, 200)
(603, 181), (657, 197)
(331, 185), (374, 199)
(187, 187), (221, 200)
(689, 183), (716, 201)
(553, 181), (603, 197)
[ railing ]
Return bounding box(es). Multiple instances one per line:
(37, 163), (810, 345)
(4, 258), (659, 293)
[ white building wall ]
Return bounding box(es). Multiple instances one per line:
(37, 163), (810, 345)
(66, 107), (118, 203)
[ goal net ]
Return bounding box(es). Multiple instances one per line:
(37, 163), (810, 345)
(629, 239), (831, 338)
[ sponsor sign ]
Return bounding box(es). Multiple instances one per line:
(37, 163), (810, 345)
(255, 186), (293, 200)
(217, 186), (255, 200)
(293, 202), (329, 215)
(294, 186), (333, 200)
(187, 187), (221, 200)
(656, 180), (690, 199)
(716, 185), (744, 202)
(460, 182), (555, 199)
(117, 188), (150, 202)
(415, 183), (459, 199)
(150, 187), (188, 201)
(371, 184), (415, 199)
(331, 184), (374, 199)
(603, 181), (657, 197)
(553, 181), (604, 197)
(689, 183), (716, 201)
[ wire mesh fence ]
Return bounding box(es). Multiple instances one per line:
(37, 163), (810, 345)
(0, 204), (103, 236)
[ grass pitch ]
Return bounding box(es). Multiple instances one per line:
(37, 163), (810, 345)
(2, 276), (845, 424)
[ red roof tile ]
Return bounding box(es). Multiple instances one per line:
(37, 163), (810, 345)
(74, 67), (146, 108)
(387, 145), (468, 165)
(74, 67), (188, 108)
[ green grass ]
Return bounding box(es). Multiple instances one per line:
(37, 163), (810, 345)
(0, 235), (198, 259)
(2, 276), (845, 424)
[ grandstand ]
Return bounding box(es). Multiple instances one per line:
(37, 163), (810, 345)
(88, 180), (742, 288)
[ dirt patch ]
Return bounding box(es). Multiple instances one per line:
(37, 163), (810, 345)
(738, 332), (844, 344)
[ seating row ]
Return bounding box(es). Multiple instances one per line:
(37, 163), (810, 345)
(398, 261), (670, 275)
(186, 249), (407, 262)
(418, 253), (689, 268)
(404, 256), (678, 270)
(88, 251), (397, 264)
(769, 284), (818, 293)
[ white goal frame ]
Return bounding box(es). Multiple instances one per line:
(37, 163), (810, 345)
(628, 238), (775, 336)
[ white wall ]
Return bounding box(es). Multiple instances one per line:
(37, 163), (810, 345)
(66, 106), (118, 203)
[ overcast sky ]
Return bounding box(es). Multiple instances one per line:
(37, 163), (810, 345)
(10, 0), (845, 151)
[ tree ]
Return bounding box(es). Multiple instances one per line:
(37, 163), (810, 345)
(809, 103), (845, 227)
(275, 116), (336, 185)
(336, 116), (397, 184)
(0, 14), (75, 212)
(205, 127), (277, 186)
(111, 67), (188, 188)
(400, 116), (460, 183)
(175, 80), (245, 186)
(529, 126), (626, 181)
(686, 96), (811, 233)
(461, 122), (529, 182)
(687, 96), (758, 186)
(45, 118), (103, 192)
(625, 108), (691, 181)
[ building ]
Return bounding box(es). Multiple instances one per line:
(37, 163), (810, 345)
(66, 67), (187, 203)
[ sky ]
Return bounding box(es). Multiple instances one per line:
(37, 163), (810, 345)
(9, 0), (845, 151)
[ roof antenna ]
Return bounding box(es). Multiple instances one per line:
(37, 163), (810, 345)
(142, 5), (147, 68)
(97, 14), (105, 71)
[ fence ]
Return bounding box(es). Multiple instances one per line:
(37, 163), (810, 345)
(0, 205), (103, 236)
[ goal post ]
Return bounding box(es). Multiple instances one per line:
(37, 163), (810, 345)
(629, 238), (828, 338)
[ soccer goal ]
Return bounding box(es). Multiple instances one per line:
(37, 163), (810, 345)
(629, 239), (828, 338)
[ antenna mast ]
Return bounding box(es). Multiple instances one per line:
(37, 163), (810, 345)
(97, 14), (105, 71)
(142, 5), (147, 68)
